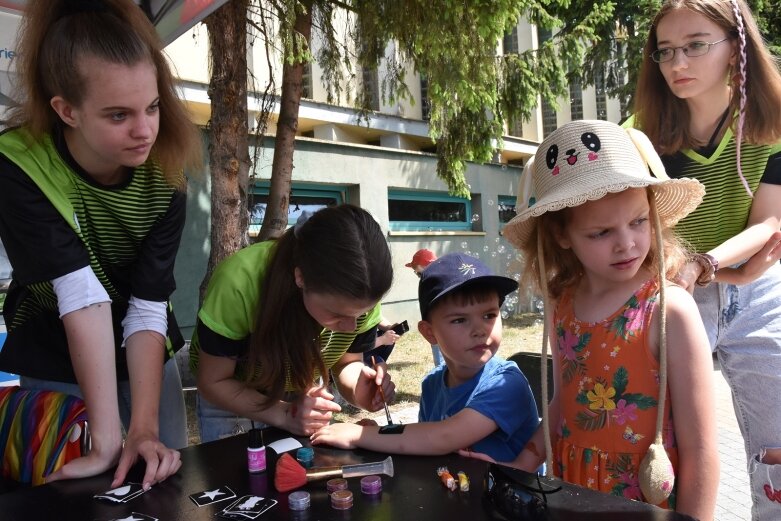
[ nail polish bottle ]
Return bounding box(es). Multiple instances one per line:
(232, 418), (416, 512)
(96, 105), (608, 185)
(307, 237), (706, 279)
(247, 428), (266, 473)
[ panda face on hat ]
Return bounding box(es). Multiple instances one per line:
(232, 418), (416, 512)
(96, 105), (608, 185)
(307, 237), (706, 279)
(546, 131), (602, 176)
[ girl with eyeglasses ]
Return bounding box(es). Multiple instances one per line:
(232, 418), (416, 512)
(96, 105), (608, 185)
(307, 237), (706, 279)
(630, 1), (781, 519)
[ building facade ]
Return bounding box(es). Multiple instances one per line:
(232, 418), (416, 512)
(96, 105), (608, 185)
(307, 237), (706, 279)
(0, 9), (624, 333)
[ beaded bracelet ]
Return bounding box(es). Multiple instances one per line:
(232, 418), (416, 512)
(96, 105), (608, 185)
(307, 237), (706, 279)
(694, 253), (719, 287)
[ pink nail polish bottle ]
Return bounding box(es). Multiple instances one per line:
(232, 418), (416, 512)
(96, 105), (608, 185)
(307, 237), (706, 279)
(247, 428), (266, 473)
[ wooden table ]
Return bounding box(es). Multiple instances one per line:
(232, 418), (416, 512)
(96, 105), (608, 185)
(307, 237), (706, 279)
(0, 429), (694, 520)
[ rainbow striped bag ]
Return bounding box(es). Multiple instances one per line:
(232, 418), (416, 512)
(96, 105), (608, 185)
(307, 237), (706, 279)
(0, 386), (89, 485)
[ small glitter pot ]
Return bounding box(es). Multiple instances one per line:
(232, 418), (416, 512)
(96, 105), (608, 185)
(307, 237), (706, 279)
(296, 447), (315, 469)
(360, 475), (382, 495)
(331, 489), (354, 510)
(288, 490), (311, 511)
(327, 478), (349, 494)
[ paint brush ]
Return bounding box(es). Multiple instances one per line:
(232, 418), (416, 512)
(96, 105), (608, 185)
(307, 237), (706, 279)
(274, 452), (394, 492)
(371, 355), (393, 425)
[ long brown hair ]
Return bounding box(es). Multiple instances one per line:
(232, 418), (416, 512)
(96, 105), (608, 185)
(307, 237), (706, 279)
(520, 188), (689, 300)
(246, 205), (393, 405)
(7, 0), (201, 185)
(633, 0), (781, 153)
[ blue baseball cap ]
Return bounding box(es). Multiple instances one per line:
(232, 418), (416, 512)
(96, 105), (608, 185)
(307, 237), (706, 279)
(419, 253), (518, 319)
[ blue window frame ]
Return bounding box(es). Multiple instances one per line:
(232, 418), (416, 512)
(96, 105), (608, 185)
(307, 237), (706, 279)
(388, 190), (473, 232)
(248, 182), (346, 236)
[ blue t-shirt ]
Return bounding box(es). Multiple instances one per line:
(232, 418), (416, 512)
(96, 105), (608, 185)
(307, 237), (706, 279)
(418, 356), (539, 461)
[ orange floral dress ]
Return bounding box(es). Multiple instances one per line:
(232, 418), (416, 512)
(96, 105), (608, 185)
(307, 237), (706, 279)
(553, 279), (678, 508)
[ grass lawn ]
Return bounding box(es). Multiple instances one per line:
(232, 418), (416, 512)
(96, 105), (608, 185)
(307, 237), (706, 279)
(184, 313), (545, 445)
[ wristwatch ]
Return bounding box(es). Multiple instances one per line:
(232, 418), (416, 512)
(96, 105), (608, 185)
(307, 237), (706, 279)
(694, 253), (719, 286)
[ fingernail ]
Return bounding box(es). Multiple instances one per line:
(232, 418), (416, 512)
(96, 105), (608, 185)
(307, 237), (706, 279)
(144, 483), (151, 491)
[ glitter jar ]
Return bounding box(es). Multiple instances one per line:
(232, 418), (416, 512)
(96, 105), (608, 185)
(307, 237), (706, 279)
(331, 489), (353, 510)
(288, 490), (311, 511)
(360, 475), (382, 495)
(296, 447), (315, 469)
(327, 478), (349, 494)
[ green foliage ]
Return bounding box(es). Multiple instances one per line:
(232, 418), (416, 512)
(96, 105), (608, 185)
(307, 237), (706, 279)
(749, 0), (781, 55)
(259, 0), (779, 197)
(258, 0), (614, 197)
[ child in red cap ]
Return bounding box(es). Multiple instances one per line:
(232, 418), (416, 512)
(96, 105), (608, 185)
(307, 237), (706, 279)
(406, 249), (437, 277)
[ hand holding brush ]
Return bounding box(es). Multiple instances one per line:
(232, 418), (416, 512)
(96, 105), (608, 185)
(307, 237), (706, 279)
(274, 452), (394, 492)
(371, 355), (394, 425)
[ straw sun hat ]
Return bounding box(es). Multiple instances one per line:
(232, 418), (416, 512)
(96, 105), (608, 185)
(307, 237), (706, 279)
(502, 120), (705, 248)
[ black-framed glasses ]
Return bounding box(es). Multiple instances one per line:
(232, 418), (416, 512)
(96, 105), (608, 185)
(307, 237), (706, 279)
(651, 37), (730, 63)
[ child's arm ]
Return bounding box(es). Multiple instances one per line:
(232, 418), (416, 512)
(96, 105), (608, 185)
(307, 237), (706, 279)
(461, 344), (564, 474)
(715, 230), (781, 285)
(662, 286), (719, 521)
(459, 392), (560, 473)
(310, 407), (498, 455)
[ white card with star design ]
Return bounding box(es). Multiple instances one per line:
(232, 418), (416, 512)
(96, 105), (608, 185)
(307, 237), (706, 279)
(94, 482), (147, 503)
(189, 485), (237, 507)
(107, 514), (158, 521)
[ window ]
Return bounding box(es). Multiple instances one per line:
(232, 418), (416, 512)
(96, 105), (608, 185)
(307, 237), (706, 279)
(594, 66), (608, 121)
(498, 196), (517, 225)
(301, 63), (313, 100)
(537, 28), (557, 137)
(569, 75), (583, 121)
(388, 190), (473, 232)
(248, 183), (346, 236)
(508, 117), (524, 138)
(362, 67), (380, 111)
(541, 98), (557, 137)
(537, 27), (552, 45)
(420, 75), (431, 121)
(503, 24), (519, 55)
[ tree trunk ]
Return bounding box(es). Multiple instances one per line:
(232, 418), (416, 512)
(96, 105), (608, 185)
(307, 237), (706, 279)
(200, 0), (251, 303)
(257, 6), (312, 242)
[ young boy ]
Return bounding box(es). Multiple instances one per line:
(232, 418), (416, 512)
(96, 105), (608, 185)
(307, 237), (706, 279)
(311, 253), (540, 461)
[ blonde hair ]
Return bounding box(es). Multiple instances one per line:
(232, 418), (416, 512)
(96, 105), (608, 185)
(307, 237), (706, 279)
(519, 188), (690, 301)
(7, 0), (201, 185)
(633, 0), (781, 154)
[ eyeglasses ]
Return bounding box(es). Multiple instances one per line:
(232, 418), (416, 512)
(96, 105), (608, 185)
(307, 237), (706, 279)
(650, 37), (730, 63)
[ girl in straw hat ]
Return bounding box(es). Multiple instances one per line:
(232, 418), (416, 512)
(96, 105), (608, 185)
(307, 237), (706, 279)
(468, 119), (719, 520)
(631, 1), (781, 518)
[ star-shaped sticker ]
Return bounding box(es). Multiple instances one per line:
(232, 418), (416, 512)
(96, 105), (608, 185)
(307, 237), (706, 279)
(200, 488), (226, 501)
